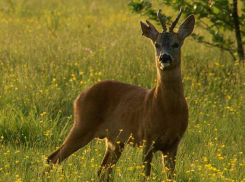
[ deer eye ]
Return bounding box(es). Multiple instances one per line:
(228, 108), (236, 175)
(155, 43), (160, 49)
(172, 42), (179, 48)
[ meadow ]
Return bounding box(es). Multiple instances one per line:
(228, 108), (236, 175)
(0, 0), (245, 181)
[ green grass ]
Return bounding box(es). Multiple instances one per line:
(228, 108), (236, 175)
(0, 0), (245, 181)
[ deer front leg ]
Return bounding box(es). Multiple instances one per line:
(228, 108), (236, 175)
(161, 143), (179, 180)
(99, 142), (124, 182)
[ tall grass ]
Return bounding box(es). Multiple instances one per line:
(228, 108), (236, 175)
(0, 0), (244, 181)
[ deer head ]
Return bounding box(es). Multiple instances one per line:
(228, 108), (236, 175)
(140, 8), (195, 71)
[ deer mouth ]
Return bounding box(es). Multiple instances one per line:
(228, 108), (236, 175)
(160, 60), (172, 67)
(159, 59), (173, 69)
(159, 54), (172, 68)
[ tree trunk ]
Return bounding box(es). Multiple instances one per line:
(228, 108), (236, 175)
(232, 0), (244, 61)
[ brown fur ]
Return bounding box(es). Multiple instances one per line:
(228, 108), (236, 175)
(47, 14), (195, 181)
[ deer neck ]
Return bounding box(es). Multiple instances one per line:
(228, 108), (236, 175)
(154, 61), (184, 103)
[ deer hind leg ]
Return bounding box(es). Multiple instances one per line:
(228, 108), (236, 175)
(97, 140), (111, 176)
(47, 126), (94, 164)
(99, 141), (125, 182)
(47, 96), (101, 165)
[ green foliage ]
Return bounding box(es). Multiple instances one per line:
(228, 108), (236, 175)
(128, 0), (172, 23)
(128, 0), (245, 61)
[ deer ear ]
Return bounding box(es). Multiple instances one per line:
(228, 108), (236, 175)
(140, 20), (159, 42)
(178, 15), (195, 40)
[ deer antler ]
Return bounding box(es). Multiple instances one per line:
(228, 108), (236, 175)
(169, 7), (183, 32)
(157, 9), (167, 32)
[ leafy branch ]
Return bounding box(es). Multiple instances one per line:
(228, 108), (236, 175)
(128, 0), (245, 62)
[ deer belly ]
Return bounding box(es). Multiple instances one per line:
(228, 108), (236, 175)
(154, 134), (181, 151)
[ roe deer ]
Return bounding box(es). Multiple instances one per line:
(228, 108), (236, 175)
(47, 8), (195, 181)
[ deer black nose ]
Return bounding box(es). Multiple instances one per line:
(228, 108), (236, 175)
(160, 54), (172, 63)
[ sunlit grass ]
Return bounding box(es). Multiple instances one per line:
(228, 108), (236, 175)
(0, 0), (245, 181)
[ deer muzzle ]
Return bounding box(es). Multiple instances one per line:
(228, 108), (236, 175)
(159, 54), (172, 67)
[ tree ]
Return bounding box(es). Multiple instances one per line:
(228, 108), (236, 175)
(128, 0), (245, 62)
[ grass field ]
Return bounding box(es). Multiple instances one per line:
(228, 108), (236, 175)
(0, 0), (245, 181)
